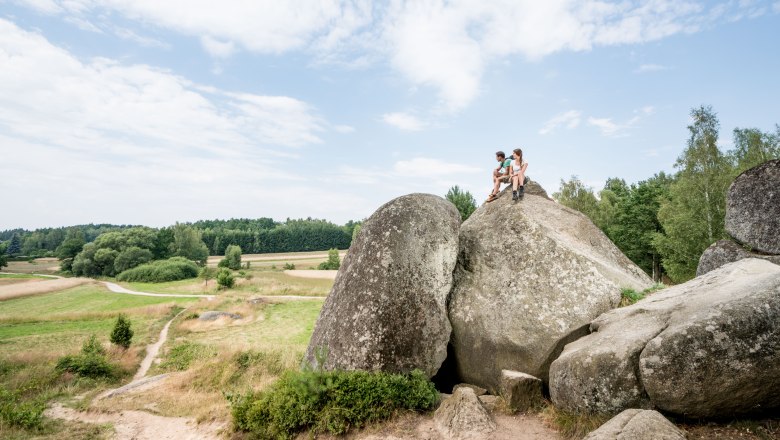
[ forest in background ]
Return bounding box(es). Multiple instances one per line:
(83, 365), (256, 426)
(553, 106), (779, 283)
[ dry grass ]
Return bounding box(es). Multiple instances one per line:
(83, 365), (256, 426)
(0, 277), (95, 301)
(539, 403), (611, 439)
(0, 302), (178, 325)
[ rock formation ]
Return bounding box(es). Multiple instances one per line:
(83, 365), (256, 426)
(550, 258), (780, 418)
(726, 159), (780, 254)
(583, 409), (685, 440)
(697, 239), (780, 276)
(303, 193), (460, 377)
(434, 387), (496, 439)
(448, 185), (652, 391)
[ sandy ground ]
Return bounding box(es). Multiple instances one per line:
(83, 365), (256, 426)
(284, 269), (338, 280)
(0, 277), (94, 301)
(46, 403), (223, 440)
(102, 281), (216, 299)
(308, 411), (563, 440)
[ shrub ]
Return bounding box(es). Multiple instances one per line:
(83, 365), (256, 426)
(56, 335), (114, 379)
(283, 263), (296, 270)
(317, 248), (340, 270)
(110, 314), (133, 349)
(158, 342), (217, 371)
(230, 369), (439, 439)
(116, 257), (199, 282)
(0, 387), (45, 429)
(222, 245), (242, 270)
(217, 268), (235, 289)
(619, 288), (645, 306)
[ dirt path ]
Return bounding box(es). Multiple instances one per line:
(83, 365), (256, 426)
(102, 281), (216, 299)
(46, 403), (222, 440)
(284, 269), (338, 280)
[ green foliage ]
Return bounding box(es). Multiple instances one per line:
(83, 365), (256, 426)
(445, 185), (477, 221)
(158, 342), (217, 371)
(55, 334), (114, 379)
(219, 244), (242, 270)
(113, 246), (153, 274)
(6, 234), (22, 256)
(71, 227), (158, 277)
(653, 106), (733, 282)
(0, 387), (45, 429)
(0, 242), (7, 269)
(351, 224), (361, 243)
(730, 125), (780, 173)
(553, 176), (601, 223)
(318, 248), (340, 270)
(283, 262), (296, 270)
(171, 223), (210, 266)
(230, 369), (439, 439)
(110, 314), (133, 349)
(199, 266), (217, 287)
(116, 257), (200, 283)
(217, 267), (235, 289)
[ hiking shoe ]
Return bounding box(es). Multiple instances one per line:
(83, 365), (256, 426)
(519, 186), (525, 197)
(512, 191), (518, 201)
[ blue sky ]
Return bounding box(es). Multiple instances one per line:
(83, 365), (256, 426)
(1, 0), (779, 230)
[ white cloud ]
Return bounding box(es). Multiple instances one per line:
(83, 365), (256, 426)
(587, 106), (654, 137)
(382, 112), (426, 131)
(775, 1), (780, 13)
(201, 35), (236, 58)
(393, 157), (481, 177)
(587, 117), (623, 137)
(634, 63), (670, 73)
(334, 124), (355, 133)
(12, 0), (761, 113)
(539, 110), (581, 135)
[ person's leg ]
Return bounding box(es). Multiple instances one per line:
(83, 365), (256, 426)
(492, 173), (501, 196)
(512, 174), (519, 191)
(518, 170), (526, 196)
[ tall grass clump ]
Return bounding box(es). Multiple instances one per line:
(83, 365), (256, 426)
(55, 334), (115, 379)
(230, 369), (439, 439)
(116, 257), (199, 282)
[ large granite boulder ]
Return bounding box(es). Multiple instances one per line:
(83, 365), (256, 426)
(726, 159), (780, 254)
(448, 187), (652, 392)
(303, 194), (460, 377)
(697, 239), (780, 276)
(550, 258), (780, 418)
(583, 409), (685, 440)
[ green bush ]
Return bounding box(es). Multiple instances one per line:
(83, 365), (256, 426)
(116, 257), (200, 282)
(230, 369), (439, 439)
(217, 268), (235, 289)
(220, 245), (242, 270)
(110, 314), (133, 349)
(55, 334), (114, 379)
(317, 248), (340, 270)
(0, 387), (45, 429)
(158, 342), (217, 371)
(283, 263), (295, 270)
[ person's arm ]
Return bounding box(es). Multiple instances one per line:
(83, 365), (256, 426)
(521, 162), (528, 173)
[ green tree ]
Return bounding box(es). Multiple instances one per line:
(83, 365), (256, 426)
(57, 228), (86, 272)
(216, 267), (235, 289)
(445, 186), (477, 221)
(653, 106), (734, 282)
(199, 266), (217, 290)
(318, 248), (341, 270)
(351, 224), (362, 244)
(730, 126), (780, 173)
(6, 234), (21, 256)
(171, 223), (209, 266)
(219, 245), (242, 270)
(109, 314), (133, 349)
(113, 246), (153, 274)
(0, 242), (8, 269)
(553, 176), (600, 224)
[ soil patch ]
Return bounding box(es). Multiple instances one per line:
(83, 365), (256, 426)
(284, 269), (338, 280)
(0, 277), (94, 301)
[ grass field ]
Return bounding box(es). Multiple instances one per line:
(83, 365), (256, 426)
(0, 273), (53, 279)
(1, 258), (60, 275)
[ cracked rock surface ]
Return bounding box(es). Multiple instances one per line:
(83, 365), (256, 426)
(550, 258), (780, 417)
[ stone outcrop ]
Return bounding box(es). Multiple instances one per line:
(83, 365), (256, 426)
(726, 159), (780, 254)
(303, 194), (460, 377)
(448, 186), (652, 391)
(697, 239), (780, 276)
(550, 258), (780, 418)
(434, 387), (496, 439)
(500, 370), (543, 412)
(583, 409), (685, 440)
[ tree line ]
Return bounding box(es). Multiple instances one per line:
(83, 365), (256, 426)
(1, 218), (359, 260)
(553, 106), (779, 283)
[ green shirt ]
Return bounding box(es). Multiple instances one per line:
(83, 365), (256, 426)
(500, 158), (512, 172)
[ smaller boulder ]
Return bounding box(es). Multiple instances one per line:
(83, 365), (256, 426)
(583, 409), (685, 440)
(500, 370), (543, 412)
(453, 383), (487, 396)
(697, 239), (780, 276)
(434, 387), (496, 439)
(726, 159), (780, 254)
(478, 395), (498, 412)
(198, 311), (242, 321)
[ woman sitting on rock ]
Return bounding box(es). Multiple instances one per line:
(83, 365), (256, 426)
(510, 148), (528, 201)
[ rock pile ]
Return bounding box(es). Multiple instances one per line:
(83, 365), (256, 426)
(698, 159), (780, 275)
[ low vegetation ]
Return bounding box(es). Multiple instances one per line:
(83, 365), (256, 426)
(55, 334), (116, 379)
(110, 314), (133, 349)
(619, 283), (666, 307)
(230, 369), (439, 439)
(317, 248), (341, 270)
(116, 257), (200, 282)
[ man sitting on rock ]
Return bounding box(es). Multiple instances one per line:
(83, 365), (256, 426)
(486, 150), (512, 202)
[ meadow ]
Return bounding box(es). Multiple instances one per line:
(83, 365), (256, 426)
(0, 253), (332, 439)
